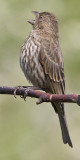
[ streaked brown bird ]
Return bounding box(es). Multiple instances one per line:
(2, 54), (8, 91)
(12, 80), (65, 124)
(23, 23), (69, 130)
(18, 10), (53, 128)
(20, 11), (72, 147)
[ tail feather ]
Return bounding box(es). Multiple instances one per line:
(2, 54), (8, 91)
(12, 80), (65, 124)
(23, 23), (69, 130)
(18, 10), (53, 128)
(58, 113), (73, 147)
(51, 102), (73, 147)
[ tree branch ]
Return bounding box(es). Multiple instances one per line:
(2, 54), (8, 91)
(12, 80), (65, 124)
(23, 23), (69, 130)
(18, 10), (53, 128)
(0, 86), (80, 106)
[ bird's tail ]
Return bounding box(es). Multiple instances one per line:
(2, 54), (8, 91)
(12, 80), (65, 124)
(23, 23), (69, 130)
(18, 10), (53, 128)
(51, 102), (73, 147)
(58, 113), (73, 147)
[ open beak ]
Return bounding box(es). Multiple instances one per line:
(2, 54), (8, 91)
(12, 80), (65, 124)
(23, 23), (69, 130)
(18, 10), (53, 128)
(27, 11), (39, 25)
(27, 19), (35, 25)
(32, 11), (39, 18)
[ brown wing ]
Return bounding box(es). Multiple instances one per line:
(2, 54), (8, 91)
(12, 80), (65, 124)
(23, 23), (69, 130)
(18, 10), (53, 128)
(39, 41), (65, 95)
(39, 40), (73, 147)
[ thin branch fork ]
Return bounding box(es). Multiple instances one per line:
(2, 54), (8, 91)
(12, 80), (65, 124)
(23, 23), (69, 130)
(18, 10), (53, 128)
(0, 86), (80, 106)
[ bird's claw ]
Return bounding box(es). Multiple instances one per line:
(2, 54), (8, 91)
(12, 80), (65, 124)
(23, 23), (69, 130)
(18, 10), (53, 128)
(14, 86), (22, 98)
(36, 96), (45, 105)
(21, 86), (42, 101)
(22, 88), (30, 101)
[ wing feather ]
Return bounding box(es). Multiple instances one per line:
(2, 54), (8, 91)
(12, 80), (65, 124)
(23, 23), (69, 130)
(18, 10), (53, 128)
(39, 42), (65, 94)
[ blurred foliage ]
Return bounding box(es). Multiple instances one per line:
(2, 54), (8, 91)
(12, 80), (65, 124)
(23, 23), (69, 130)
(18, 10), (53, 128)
(0, 0), (80, 160)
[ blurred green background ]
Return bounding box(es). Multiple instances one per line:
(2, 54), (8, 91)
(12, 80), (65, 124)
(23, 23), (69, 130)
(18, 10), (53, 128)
(0, 0), (80, 159)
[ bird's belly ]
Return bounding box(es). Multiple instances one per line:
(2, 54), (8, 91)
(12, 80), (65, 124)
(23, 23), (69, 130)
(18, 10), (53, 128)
(20, 39), (46, 88)
(25, 56), (45, 88)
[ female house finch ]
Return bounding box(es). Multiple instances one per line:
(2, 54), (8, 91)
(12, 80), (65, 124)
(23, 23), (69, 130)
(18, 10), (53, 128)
(20, 11), (72, 147)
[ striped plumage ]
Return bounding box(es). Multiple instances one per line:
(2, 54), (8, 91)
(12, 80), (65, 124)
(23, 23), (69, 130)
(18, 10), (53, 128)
(20, 11), (72, 147)
(20, 31), (46, 88)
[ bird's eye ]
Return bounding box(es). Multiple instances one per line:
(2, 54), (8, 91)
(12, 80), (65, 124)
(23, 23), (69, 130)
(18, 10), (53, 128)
(39, 16), (42, 21)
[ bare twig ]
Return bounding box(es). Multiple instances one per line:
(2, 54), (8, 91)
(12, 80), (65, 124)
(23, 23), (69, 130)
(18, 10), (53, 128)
(0, 86), (80, 106)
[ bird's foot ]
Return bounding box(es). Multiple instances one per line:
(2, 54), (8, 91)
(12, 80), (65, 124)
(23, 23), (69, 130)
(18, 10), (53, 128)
(22, 86), (42, 101)
(15, 86), (42, 100)
(36, 95), (46, 105)
(14, 86), (45, 102)
(21, 88), (30, 101)
(14, 86), (23, 98)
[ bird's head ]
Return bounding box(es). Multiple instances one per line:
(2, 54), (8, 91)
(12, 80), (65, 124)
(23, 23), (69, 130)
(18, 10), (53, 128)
(28, 11), (58, 34)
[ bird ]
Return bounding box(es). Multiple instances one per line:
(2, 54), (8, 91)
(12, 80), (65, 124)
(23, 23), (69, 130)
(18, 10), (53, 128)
(20, 11), (73, 147)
